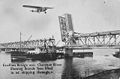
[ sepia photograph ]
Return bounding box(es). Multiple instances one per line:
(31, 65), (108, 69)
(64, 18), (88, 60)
(0, 0), (120, 79)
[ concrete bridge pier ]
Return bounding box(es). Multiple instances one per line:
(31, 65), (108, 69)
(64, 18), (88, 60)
(65, 48), (73, 57)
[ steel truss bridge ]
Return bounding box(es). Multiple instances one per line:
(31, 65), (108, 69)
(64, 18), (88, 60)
(59, 14), (120, 49)
(65, 30), (120, 49)
(1, 30), (120, 50)
(0, 38), (55, 50)
(1, 13), (120, 50)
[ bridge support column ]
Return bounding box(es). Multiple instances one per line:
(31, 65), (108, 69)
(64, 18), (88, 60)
(65, 48), (73, 57)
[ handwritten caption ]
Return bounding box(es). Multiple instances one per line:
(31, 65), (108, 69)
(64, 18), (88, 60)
(3, 63), (61, 75)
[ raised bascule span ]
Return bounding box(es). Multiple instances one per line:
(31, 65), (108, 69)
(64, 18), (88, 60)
(59, 14), (120, 49)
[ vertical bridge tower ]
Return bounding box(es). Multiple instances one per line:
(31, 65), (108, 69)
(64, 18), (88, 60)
(58, 13), (74, 56)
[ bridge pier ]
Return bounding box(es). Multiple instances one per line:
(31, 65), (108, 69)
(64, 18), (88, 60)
(65, 48), (73, 57)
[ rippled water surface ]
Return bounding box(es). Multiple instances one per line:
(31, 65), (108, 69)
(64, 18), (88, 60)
(0, 49), (120, 79)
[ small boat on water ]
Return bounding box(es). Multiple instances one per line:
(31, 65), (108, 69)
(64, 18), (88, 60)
(113, 51), (120, 58)
(25, 47), (58, 60)
(11, 48), (61, 61)
(11, 46), (64, 61)
(112, 48), (120, 58)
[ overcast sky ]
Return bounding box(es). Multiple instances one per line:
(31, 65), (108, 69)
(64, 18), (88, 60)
(0, 0), (120, 43)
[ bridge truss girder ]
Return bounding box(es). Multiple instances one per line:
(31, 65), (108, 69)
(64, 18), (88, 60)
(66, 30), (120, 48)
(0, 38), (55, 49)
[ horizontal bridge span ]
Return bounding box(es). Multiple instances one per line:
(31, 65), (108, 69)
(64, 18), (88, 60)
(0, 38), (55, 49)
(74, 30), (120, 37)
(65, 30), (120, 49)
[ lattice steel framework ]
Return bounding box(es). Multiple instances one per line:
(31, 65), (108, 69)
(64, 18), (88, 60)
(0, 38), (55, 49)
(65, 30), (120, 48)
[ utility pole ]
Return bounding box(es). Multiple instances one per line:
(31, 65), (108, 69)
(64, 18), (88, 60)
(20, 32), (22, 52)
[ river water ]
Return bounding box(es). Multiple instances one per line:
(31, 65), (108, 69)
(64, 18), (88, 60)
(1, 49), (120, 79)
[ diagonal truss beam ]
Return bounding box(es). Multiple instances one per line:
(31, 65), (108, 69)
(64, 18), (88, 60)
(65, 30), (120, 48)
(0, 38), (55, 49)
